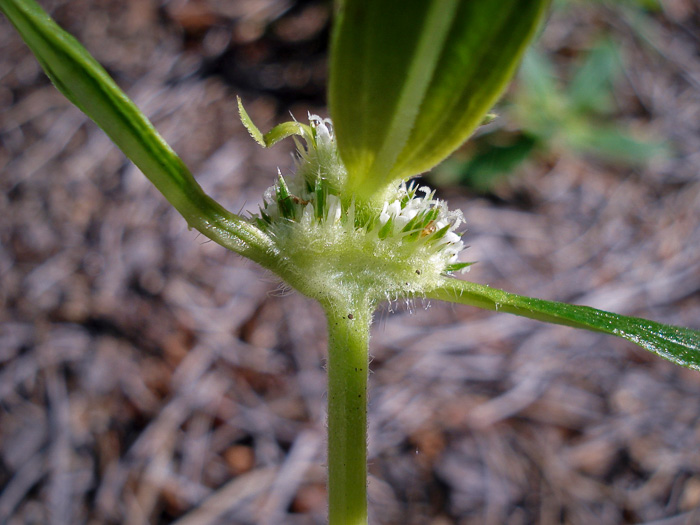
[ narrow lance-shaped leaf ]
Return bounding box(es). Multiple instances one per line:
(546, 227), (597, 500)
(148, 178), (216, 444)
(238, 97), (313, 148)
(330, 0), (551, 204)
(0, 0), (276, 263)
(428, 278), (700, 371)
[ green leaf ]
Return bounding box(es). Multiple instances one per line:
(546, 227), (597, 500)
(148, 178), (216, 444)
(567, 39), (620, 114)
(444, 262), (475, 274)
(428, 278), (700, 371)
(0, 0), (275, 263)
(518, 49), (560, 111)
(237, 97), (312, 148)
(330, 0), (550, 204)
(513, 50), (566, 138)
(566, 124), (668, 165)
(447, 133), (538, 192)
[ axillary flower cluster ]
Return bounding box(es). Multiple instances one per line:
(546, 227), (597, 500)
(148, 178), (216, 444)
(241, 107), (471, 304)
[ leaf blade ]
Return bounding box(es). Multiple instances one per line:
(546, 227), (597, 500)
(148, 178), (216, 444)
(392, 1), (550, 181)
(237, 96), (313, 148)
(428, 278), (700, 370)
(330, 0), (550, 203)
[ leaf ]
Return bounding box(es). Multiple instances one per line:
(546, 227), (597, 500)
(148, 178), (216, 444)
(428, 278), (700, 371)
(517, 49), (559, 107)
(238, 97), (312, 148)
(567, 39), (620, 113)
(330, 0), (551, 204)
(513, 50), (565, 138)
(452, 133), (538, 192)
(0, 0), (275, 262)
(444, 262), (475, 274)
(566, 124), (668, 165)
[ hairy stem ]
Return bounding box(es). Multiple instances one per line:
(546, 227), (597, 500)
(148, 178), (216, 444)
(323, 295), (373, 525)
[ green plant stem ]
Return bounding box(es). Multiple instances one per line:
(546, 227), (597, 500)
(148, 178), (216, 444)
(0, 0), (278, 265)
(323, 295), (373, 525)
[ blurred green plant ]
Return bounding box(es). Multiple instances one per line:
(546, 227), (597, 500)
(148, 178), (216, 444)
(434, 39), (668, 192)
(1, 0), (698, 524)
(564, 0), (662, 12)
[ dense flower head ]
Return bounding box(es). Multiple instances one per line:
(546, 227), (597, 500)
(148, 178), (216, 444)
(248, 114), (471, 302)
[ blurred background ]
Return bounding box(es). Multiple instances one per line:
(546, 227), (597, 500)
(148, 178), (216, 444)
(1, 0), (700, 523)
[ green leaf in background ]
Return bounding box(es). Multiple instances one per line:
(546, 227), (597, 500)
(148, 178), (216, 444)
(514, 49), (563, 139)
(437, 133), (539, 192)
(567, 39), (620, 114)
(566, 123), (668, 165)
(330, 0), (551, 204)
(489, 43), (667, 178)
(0, 0), (276, 264)
(519, 48), (558, 103)
(429, 278), (700, 370)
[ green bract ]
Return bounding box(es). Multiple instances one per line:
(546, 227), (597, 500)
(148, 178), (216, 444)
(330, 0), (551, 205)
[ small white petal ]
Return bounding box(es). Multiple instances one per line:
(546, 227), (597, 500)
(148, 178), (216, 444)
(326, 195), (342, 223)
(444, 231), (460, 244)
(387, 201), (402, 217)
(263, 186), (276, 202)
(309, 114), (333, 146)
(302, 202), (314, 225)
(395, 208), (417, 230)
(379, 201), (390, 225)
(403, 208), (419, 221)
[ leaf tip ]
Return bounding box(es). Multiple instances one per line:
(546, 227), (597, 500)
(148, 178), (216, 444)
(237, 96), (266, 148)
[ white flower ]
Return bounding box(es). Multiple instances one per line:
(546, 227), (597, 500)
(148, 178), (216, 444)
(326, 194), (342, 223)
(379, 201), (402, 225)
(309, 114), (334, 147)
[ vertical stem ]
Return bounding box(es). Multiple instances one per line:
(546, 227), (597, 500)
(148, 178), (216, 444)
(323, 295), (373, 525)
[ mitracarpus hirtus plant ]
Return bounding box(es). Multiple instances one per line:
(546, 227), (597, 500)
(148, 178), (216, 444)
(1, 0), (698, 523)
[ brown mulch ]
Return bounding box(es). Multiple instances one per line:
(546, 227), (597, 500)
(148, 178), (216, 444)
(1, 1), (700, 524)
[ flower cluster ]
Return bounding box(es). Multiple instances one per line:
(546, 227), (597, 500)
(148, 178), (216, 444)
(247, 115), (471, 302)
(377, 184), (465, 265)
